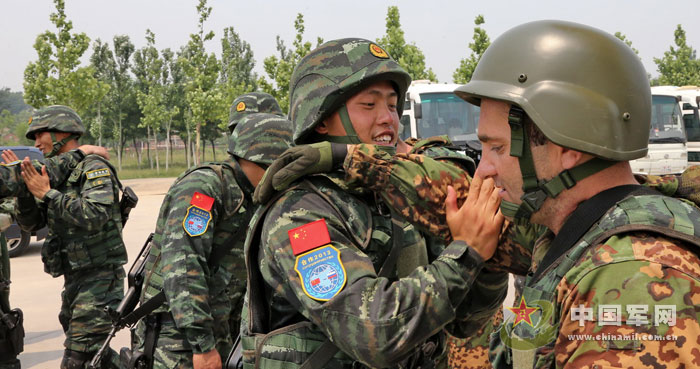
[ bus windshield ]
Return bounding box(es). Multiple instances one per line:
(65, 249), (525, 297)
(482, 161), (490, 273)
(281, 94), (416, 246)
(416, 93), (480, 142)
(650, 95), (686, 143)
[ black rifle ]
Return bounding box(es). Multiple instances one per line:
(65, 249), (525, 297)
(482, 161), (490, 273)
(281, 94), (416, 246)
(89, 233), (155, 369)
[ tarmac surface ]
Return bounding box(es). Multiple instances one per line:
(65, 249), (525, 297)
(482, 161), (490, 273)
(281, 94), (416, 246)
(10, 176), (516, 368)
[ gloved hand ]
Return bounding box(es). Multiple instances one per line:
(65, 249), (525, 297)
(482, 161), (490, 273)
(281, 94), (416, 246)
(254, 142), (348, 204)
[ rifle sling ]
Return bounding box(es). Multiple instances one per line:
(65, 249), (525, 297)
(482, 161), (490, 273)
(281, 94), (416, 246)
(530, 184), (657, 283)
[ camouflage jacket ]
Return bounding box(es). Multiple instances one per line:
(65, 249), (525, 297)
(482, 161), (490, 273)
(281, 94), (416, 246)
(241, 171), (488, 368)
(13, 154), (126, 277)
(140, 160), (252, 354)
(343, 144), (546, 276)
(492, 192), (700, 369)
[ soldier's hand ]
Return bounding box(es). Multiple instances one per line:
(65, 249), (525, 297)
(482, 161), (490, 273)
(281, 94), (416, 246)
(193, 348), (221, 369)
(20, 157), (51, 200)
(78, 145), (110, 160)
(1, 149), (20, 164)
(446, 175), (504, 261)
(253, 142), (348, 204)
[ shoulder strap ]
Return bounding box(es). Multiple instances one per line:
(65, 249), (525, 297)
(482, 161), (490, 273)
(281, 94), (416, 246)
(530, 185), (656, 283)
(118, 291), (166, 328)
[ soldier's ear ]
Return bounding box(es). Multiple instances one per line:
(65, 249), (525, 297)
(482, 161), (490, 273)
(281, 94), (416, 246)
(315, 120), (330, 135)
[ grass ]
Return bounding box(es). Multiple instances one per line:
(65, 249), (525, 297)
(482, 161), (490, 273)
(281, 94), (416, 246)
(107, 146), (230, 180)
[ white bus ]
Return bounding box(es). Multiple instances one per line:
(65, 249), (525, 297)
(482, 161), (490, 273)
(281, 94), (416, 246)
(400, 80), (481, 160)
(630, 87), (688, 175)
(675, 86), (700, 165)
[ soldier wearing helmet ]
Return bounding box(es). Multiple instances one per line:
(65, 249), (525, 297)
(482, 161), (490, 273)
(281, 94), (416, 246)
(132, 111), (292, 369)
(238, 38), (505, 369)
(450, 20), (700, 368)
(0, 105), (128, 368)
(227, 92), (285, 133)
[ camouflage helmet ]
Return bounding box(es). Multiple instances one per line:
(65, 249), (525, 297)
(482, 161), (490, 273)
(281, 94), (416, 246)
(26, 105), (85, 140)
(228, 113), (293, 166)
(288, 38), (411, 144)
(455, 20), (651, 161)
(228, 92), (284, 133)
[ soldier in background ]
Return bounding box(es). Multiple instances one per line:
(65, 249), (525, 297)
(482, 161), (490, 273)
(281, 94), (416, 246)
(133, 112), (292, 369)
(8, 105), (126, 369)
(0, 227), (20, 369)
(227, 92), (284, 133)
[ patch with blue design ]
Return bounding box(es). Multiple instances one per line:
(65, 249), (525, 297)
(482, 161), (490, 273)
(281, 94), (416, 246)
(294, 245), (346, 301)
(182, 205), (212, 237)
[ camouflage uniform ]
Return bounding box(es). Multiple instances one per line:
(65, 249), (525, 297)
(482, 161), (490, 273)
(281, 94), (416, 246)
(18, 106), (126, 368)
(228, 92), (284, 133)
(241, 38), (508, 369)
(0, 235), (20, 369)
(134, 113), (292, 368)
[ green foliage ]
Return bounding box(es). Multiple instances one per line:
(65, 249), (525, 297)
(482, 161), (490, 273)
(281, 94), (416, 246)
(0, 109), (32, 146)
(377, 6), (437, 82)
(614, 32), (639, 55)
(453, 15), (490, 84)
(218, 26), (258, 129)
(0, 89), (32, 115)
(258, 13), (321, 113)
(23, 0), (104, 115)
(654, 24), (700, 86)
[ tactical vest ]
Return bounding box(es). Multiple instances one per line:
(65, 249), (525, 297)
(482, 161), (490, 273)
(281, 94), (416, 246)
(241, 175), (436, 369)
(494, 194), (700, 369)
(42, 155), (126, 277)
(141, 162), (248, 303)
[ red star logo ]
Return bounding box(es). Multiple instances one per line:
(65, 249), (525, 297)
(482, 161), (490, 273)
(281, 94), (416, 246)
(507, 296), (539, 327)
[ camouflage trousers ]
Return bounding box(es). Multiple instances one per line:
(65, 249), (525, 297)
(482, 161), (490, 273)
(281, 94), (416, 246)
(446, 309), (504, 369)
(0, 235), (20, 369)
(134, 314), (233, 369)
(60, 266), (125, 367)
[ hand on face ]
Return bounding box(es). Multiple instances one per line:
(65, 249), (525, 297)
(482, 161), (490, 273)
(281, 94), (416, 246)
(446, 175), (505, 260)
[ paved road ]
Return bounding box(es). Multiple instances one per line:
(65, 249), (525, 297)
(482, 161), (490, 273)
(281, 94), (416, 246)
(10, 176), (516, 368)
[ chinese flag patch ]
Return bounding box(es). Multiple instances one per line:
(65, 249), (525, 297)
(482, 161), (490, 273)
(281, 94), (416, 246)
(289, 219), (331, 255)
(190, 191), (214, 211)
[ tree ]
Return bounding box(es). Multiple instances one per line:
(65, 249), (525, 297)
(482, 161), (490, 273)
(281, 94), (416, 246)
(654, 24), (700, 86)
(377, 6), (437, 82)
(614, 32), (639, 56)
(453, 15), (490, 84)
(258, 13), (322, 113)
(161, 48), (185, 170)
(88, 39), (114, 146)
(23, 0), (105, 116)
(110, 35), (136, 170)
(0, 88), (32, 114)
(218, 26), (257, 129)
(180, 0), (223, 166)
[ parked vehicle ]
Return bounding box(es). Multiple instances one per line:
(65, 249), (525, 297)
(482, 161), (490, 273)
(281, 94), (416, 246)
(0, 146), (49, 257)
(400, 80), (481, 163)
(675, 86), (700, 165)
(629, 88), (688, 175)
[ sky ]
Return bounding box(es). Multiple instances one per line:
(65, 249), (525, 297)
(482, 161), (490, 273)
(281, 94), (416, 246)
(1, 0), (699, 92)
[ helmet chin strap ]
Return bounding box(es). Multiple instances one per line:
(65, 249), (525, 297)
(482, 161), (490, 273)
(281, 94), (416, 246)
(46, 132), (79, 158)
(500, 106), (616, 219)
(324, 104), (364, 145)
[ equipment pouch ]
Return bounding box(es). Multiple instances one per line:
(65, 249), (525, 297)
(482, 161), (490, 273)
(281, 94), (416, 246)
(41, 236), (64, 277)
(0, 308), (24, 356)
(120, 186), (139, 226)
(119, 347), (149, 369)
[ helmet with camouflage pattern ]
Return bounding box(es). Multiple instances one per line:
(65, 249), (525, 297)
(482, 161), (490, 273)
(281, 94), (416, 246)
(26, 105), (86, 158)
(454, 20), (652, 219)
(228, 113), (293, 166)
(228, 92), (285, 133)
(26, 105), (85, 140)
(288, 38), (411, 145)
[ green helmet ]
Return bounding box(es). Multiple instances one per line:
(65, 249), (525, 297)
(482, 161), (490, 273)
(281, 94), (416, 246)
(288, 38), (411, 144)
(26, 105), (85, 140)
(228, 113), (294, 166)
(26, 105), (85, 158)
(228, 92), (284, 133)
(455, 20), (650, 161)
(454, 20), (651, 219)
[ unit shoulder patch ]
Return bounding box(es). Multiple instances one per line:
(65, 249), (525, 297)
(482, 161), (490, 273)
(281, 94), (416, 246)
(183, 205), (212, 237)
(0, 160), (21, 167)
(294, 245), (347, 301)
(85, 168), (110, 180)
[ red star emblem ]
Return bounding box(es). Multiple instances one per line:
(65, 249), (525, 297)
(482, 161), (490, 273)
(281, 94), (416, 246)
(507, 296), (539, 327)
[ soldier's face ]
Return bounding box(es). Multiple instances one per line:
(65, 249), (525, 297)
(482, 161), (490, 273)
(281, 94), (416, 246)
(318, 81), (400, 146)
(476, 99), (525, 204)
(34, 131), (54, 155)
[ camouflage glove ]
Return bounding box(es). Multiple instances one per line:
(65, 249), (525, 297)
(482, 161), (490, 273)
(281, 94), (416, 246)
(253, 142), (348, 204)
